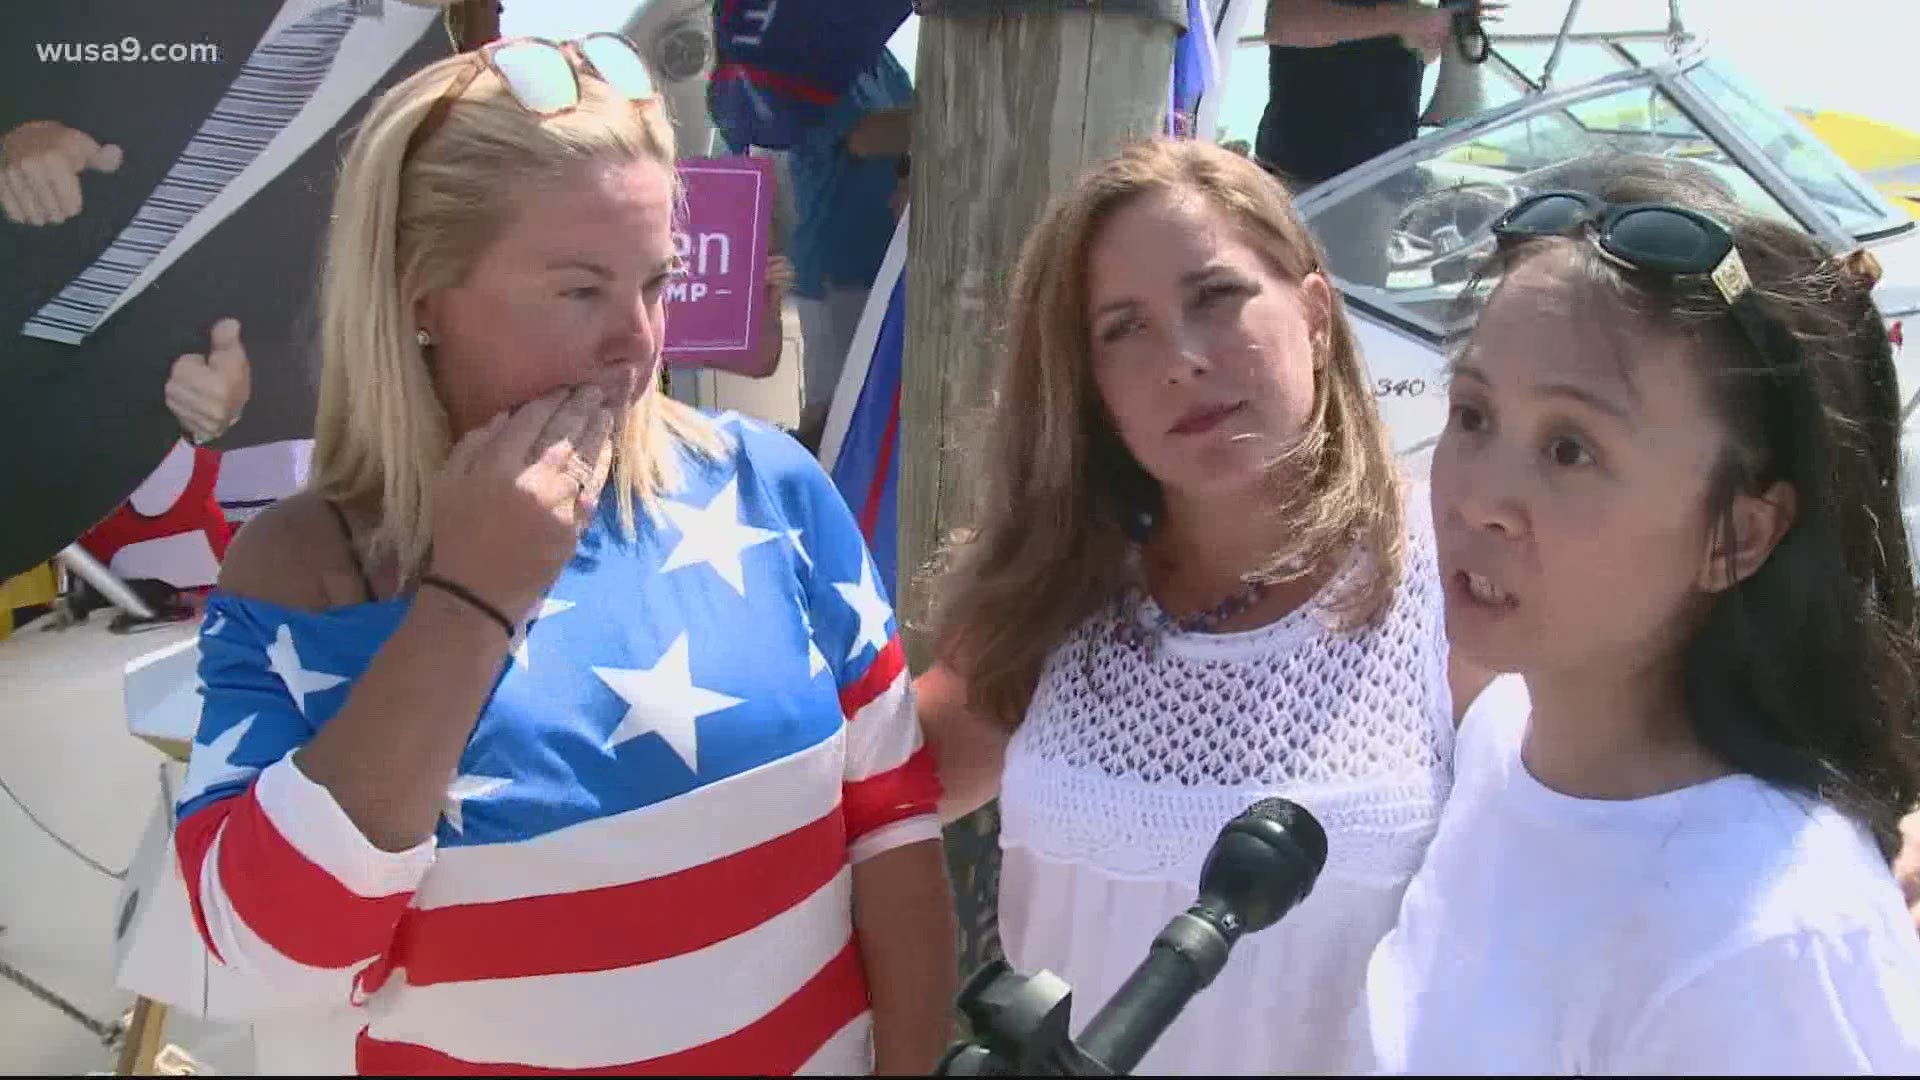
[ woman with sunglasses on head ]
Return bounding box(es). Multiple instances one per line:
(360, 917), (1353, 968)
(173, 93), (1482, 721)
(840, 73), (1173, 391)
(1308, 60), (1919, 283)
(916, 137), (1486, 1074)
(169, 38), (954, 1076)
(1361, 166), (1920, 1072)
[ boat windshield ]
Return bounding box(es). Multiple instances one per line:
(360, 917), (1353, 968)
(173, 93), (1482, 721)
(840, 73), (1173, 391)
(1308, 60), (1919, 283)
(1296, 77), (1801, 340)
(1674, 56), (1906, 238)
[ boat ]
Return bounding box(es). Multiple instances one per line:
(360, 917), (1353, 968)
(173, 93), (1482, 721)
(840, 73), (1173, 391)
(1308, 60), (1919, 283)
(1219, 2), (1920, 481)
(3, 0), (1914, 1074)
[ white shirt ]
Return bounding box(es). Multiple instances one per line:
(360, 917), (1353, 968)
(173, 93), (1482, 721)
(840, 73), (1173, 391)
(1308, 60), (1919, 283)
(997, 485), (1454, 1074)
(1363, 674), (1920, 1075)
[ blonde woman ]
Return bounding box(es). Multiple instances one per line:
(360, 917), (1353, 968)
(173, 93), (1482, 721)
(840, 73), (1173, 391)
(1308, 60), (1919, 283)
(169, 37), (953, 1075)
(916, 137), (1489, 1074)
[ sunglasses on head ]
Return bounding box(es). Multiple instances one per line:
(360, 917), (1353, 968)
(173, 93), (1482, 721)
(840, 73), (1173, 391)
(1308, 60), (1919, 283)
(406, 34), (660, 159)
(1489, 189), (1791, 370)
(1492, 190), (1755, 306)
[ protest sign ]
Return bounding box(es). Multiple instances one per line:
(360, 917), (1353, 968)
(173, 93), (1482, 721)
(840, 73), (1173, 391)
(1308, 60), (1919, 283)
(664, 155), (774, 373)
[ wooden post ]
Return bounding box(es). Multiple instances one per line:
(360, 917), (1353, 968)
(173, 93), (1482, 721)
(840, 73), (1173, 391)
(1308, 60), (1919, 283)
(114, 997), (169, 1076)
(900, 2), (1181, 982)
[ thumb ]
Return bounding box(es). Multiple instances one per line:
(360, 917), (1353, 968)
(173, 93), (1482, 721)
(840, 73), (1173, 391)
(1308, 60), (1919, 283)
(208, 317), (244, 355)
(54, 128), (102, 173)
(89, 142), (123, 174)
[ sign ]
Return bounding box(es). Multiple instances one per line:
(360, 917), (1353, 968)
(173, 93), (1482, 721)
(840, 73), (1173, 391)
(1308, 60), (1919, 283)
(664, 155), (774, 374)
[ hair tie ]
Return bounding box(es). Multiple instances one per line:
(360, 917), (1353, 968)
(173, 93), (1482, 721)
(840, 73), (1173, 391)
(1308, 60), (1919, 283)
(1834, 247), (1883, 290)
(419, 573), (516, 640)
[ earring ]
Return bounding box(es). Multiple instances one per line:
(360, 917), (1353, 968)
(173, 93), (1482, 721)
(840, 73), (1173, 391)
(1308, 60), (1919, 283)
(416, 328), (434, 348)
(1121, 503), (1157, 544)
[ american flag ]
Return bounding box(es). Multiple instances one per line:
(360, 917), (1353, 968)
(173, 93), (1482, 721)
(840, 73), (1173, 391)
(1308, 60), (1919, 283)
(171, 414), (943, 1074)
(1168, 0), (1222, 138)
(827, 270), (906, 601)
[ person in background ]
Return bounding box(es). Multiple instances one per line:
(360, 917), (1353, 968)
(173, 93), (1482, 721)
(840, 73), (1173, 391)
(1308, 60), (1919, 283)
(711, 252), (796, 383)
(1255, 0), (1483, 289)
(1255, 0), (1453, 192)
(783, 48), (913, 452)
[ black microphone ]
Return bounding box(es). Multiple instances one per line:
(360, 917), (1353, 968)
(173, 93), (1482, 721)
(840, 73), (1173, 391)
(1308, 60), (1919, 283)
(1073, 797), (1328, 1075)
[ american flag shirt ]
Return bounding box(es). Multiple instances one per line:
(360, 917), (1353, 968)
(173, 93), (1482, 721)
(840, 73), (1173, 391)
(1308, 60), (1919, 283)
(172, 415), (943, 1074)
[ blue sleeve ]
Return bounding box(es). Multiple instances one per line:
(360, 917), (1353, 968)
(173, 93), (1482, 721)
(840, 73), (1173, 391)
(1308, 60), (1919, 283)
(175, 593), (328, 822)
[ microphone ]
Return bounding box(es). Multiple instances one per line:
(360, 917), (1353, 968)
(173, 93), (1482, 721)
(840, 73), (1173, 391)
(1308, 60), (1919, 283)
(1073, 796), (1328, 1075)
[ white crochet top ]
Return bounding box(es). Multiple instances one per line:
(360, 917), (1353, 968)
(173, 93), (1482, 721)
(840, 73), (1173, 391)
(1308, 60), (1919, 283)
(996, 487), (1454, 1075)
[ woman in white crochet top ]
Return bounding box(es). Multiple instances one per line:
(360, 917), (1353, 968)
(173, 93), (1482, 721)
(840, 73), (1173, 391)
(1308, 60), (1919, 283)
(913, 138), (1492, 1074)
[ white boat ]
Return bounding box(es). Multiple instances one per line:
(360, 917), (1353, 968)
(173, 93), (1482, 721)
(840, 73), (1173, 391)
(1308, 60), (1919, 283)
(1248, 4), (1920, 467)
(4, 1), (1914, 1074)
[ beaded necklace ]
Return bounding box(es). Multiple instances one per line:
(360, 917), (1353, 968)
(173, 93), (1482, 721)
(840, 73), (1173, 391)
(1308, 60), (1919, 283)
(1110, 576), (1273, 656)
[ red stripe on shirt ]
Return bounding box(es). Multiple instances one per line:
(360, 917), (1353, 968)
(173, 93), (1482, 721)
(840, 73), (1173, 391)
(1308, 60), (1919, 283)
(212, 784), (416, 970)
(840, 636), (905, 718)
(175, 797), (239, 964)
(354, 938), (871, 1075)
(388, 805), (849, 987)
(844, 744), (941, 842)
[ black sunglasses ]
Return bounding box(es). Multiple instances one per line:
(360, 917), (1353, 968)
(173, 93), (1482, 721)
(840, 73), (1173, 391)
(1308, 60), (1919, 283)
(1492, 190), (1756, 305)
(1488, 189), (1795, 375)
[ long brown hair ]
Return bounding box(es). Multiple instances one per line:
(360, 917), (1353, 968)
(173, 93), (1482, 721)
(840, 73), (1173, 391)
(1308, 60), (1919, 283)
(922, 138), (1407, 727)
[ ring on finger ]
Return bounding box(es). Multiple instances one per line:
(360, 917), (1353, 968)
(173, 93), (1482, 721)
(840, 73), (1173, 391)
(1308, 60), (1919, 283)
(563, 454), (596, 491)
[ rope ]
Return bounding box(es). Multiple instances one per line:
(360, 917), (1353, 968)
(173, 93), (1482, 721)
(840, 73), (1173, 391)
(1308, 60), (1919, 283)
(0, 949), (123, 1045)
(0, 768), (127, 881)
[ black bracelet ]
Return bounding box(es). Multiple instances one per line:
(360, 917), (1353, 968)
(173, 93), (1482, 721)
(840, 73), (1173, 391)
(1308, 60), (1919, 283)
(418, 574), (516, 640)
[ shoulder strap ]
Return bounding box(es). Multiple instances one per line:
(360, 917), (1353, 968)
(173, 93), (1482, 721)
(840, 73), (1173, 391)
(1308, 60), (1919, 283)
(323, 500), (378, 603)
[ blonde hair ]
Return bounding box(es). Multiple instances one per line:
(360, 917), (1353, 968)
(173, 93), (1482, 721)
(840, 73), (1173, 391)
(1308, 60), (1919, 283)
(924, 138), (1405, 726)
(310, 52), (723, 583)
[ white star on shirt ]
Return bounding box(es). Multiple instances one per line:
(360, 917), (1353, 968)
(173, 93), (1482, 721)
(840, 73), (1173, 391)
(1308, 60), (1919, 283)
(442, 771), (511, 835)
(833, 559), (894, 663)
(809, 638), (830, 679)
(511, 598), (577, 668)
(203, 611), (228, 638)
(594, 633), (744, 773)
(786, 528), (812, 570)
(267, 624), (347, 716)
(658, 477), (781, 596)
(180, 713), (258, 805)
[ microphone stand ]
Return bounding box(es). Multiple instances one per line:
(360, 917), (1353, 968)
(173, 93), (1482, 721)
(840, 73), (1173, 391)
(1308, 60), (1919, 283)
(933, 961), (1115, 1077)
(934, 797), (1330, 1078)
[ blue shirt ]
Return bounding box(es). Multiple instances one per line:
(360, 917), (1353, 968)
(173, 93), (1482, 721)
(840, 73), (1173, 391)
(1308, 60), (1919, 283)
(786, 51), (913, 299)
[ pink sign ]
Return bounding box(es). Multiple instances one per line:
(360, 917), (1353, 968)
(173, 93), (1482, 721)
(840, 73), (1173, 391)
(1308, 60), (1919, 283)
(664, 155), (774, 373)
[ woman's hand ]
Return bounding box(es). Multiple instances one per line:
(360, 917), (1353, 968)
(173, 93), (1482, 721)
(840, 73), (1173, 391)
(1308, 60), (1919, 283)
(765, 253), (795, 299)
(427, 374), (628, 621)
